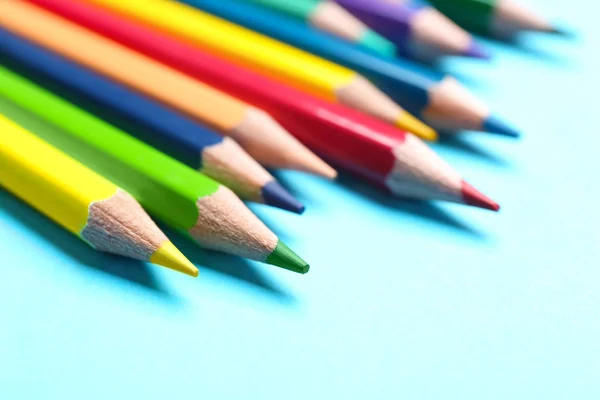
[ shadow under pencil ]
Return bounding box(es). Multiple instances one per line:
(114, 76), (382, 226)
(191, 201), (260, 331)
(435, 133), (514, 168)
(333, 171), (488, 241)
(163, 226), (297, 304)
(0, 188), (173, 297)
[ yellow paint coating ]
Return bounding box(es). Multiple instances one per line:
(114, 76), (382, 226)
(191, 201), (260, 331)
(93, 0), (357, 101)
(151, 241), (199, 277)
(0, 115), (117, 236)
(397, 113), (439, 141)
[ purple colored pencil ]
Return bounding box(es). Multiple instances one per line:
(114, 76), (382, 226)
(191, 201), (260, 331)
(335, 0), (489, 61)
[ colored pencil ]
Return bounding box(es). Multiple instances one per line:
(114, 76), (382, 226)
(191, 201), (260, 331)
(104, 0), (517, 136)
(0, 68), (310, 274)
(241, 0), (397, 57)
(427, 0), (565, 38)
(334, 0), (488, 61)
(85, 0), (437, 141)
(0, 29), (303, 214)
(0, 1), (335, 179)
(0, 114), (198, 277)
(32, 0), (498, 210)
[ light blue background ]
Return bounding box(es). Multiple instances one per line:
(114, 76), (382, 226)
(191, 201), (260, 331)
(1, 0), (598, 398)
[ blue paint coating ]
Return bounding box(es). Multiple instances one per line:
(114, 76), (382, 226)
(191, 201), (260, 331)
(261, 181), (306, 214)
(0, 28), (224, 169)
(182, 0), (435, 113)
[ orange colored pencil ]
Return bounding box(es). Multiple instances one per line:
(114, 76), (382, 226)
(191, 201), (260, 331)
(0, 0), (335, 179)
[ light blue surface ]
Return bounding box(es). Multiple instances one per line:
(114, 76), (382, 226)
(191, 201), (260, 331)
(0, 0), (598, 398)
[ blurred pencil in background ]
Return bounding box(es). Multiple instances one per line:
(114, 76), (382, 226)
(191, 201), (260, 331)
(0, 68), (310, 274)
(242, 0), (397, 57)
(1, 0), (336, 179)
(427, 0), (566, 38)
(86, 0), (437, 141)
(0, 115), (198, 277)
(32, 0), (498, 210)
(334, 0), (488, 61)
(144, 0), (517, 136)
(0, 28), (305, 214)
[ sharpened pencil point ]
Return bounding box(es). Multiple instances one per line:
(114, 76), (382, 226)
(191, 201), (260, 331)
(266, 241), (310, 274)
(483, 114), (520, 138)
(150, 241), (199, 277)
(397, 111), (438, 141)
(262, 181), (305, 214)
(463, 41), (491, 60)
(461, 181), (500, 212)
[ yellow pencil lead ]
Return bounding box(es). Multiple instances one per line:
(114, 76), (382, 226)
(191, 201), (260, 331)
(150, 241), (199, 277)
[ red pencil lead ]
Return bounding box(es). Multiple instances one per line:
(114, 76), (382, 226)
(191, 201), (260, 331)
(461, 181), (500, 212)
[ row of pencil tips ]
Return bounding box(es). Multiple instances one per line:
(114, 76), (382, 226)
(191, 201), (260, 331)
(0, 0), (567, 277)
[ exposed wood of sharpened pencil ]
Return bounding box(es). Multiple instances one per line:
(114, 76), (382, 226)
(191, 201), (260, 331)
(0, 27), (304, 214)
(0, 114), (198, 277)
(245, 0), (397, 56)
(428, 0), (564, 38)
(27, 0), (498, 210)
(0, 68), (310, 274)
(336, 0), (488, 61)
(1, 0), (335, 179)
(85, 0), (437, 141)
(165, 0), (517, 136)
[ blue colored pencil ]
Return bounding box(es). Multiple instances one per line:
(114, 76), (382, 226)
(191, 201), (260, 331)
(0, 27), (304, 213)
(183, 0), (518, 136)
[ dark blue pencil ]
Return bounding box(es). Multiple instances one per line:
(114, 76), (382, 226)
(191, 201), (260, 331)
(183, 0), (518, 137)
(0, 28), (304, 213)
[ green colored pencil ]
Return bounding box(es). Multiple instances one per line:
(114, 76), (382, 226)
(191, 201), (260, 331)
(244, 0), (396, 56)
(0, 66), (309, 273)
(428, 0), (564, 38)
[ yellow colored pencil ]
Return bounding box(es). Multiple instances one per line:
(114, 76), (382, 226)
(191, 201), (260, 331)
(0, 114), (198, 277)
(88, 0), (436, 140)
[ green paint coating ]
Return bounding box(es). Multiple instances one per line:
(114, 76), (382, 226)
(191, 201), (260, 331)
(429, 0), (496, 35)
(359, 30), (397, 57)
(0, 67), (219, 230)
(248, 0), (318, 19)
(266, 241), (310, 274)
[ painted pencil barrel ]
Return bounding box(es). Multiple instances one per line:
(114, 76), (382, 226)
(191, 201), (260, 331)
(244, 0), (397, 56)
(177, 0), (431, 114)
(0, 68), (309, 273)
(0, 114), (198, 276)
(0, 27), (304, 213)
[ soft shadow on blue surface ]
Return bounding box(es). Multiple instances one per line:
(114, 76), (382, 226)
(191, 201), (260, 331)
(436, 133), (514, 167)
(334, 172), (487, 240)
(0, 189), (173, 297)
(476, 34), (577, 66)
(162, 225), (297, 304)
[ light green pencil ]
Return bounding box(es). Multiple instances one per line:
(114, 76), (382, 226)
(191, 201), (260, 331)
(0, 67), (309, 273)
(244, 0), (396, 56)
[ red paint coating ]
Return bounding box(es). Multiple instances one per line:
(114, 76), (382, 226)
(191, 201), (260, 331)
(461, 181), (500, 211)
(28, 0), (405, 183)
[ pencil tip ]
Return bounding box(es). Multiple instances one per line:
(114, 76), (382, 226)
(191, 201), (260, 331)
(483, 114), (520, 138)
(262, 181), (305, 214)
(397, 111), (438, 141)
(150, 241), (199, 277)
(461, 181), (500, 212)
(463, 41), (491, 60)
(266, 241), (310, 274)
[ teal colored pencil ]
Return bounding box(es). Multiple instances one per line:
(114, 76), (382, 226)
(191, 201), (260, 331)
(245, 0), (396, 56)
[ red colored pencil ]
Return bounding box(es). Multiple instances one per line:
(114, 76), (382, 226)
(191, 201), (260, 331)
(31, 0), (498, 210)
